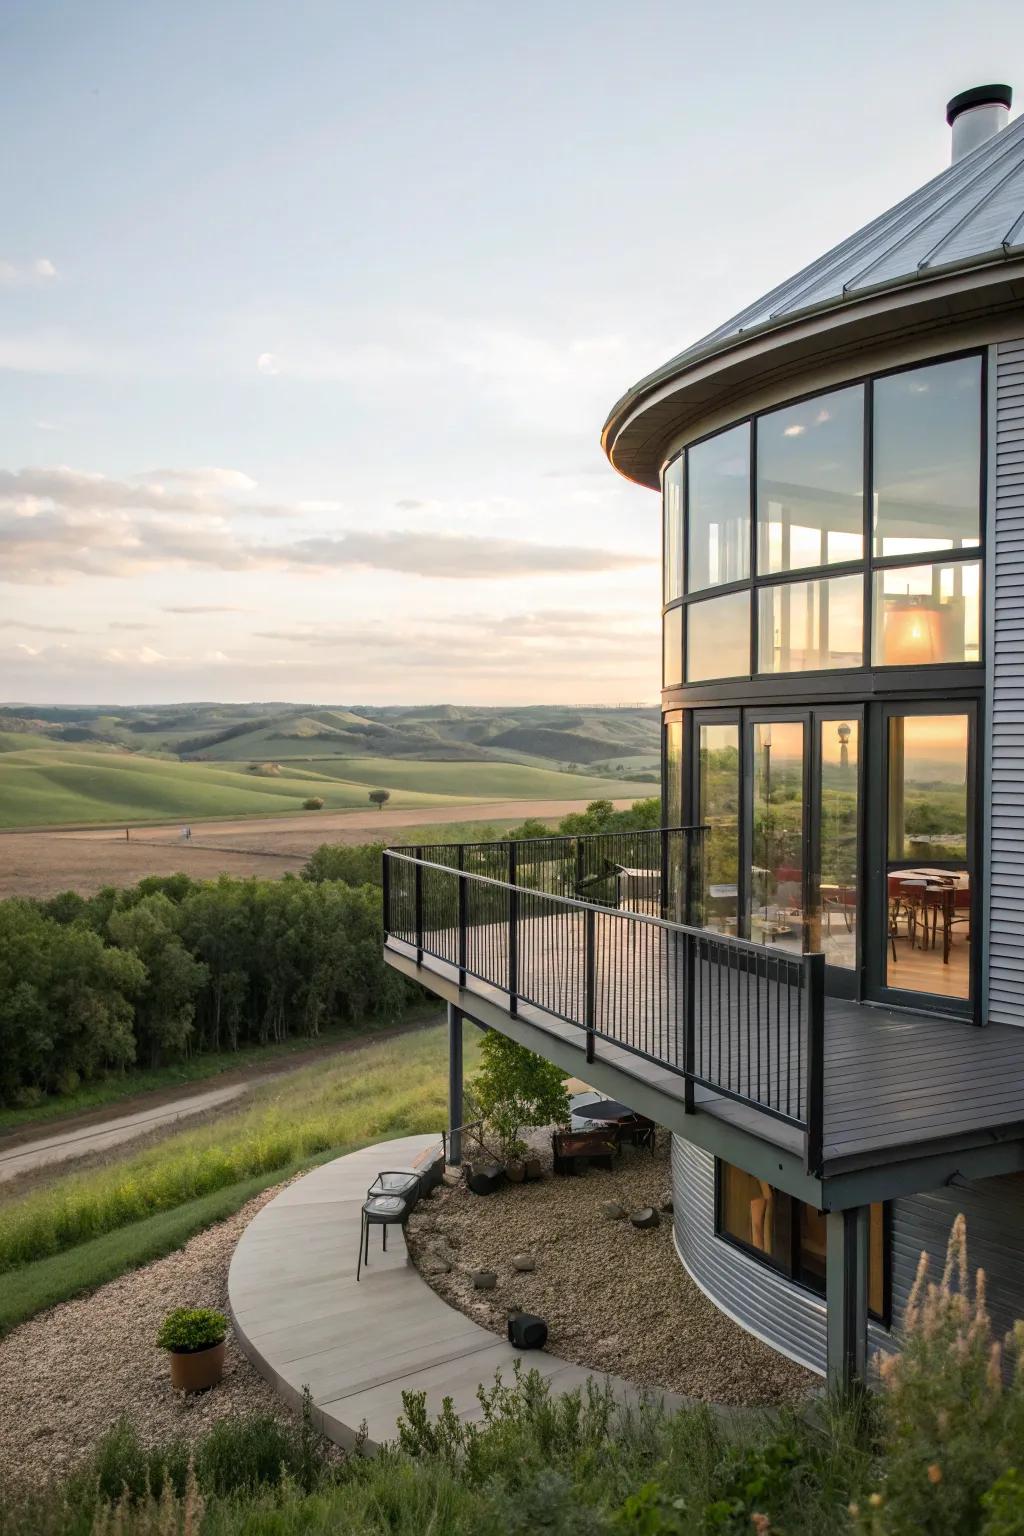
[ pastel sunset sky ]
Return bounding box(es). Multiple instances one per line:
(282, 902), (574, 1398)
(1, 0), (1019, 704)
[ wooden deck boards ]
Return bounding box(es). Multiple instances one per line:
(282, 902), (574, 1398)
(388, 914), (1024, 1173)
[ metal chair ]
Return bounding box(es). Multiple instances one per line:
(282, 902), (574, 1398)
(356, 1172), (421, 1281)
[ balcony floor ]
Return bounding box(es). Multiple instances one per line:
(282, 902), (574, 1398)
(386, 919), (1024, 1177)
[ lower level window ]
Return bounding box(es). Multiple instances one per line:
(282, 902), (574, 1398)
(716, 1161), (887, 1321)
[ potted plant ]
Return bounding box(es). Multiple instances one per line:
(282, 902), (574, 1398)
(157, 1307), (228, 1393)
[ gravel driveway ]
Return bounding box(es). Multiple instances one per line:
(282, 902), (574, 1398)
(406, 1134), (815, 1409)
(0, 1182), (328, 1490)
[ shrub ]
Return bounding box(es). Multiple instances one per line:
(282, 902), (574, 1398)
(157, 1307), (227, 1353)
(851, 1214), (1024, 1536)
(303, 797), (325, 810)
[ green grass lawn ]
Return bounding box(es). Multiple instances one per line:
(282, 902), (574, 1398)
(0, 1023), (475, 1327)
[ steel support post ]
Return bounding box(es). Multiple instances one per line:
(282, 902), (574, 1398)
(447, 1003), (464, 1166)
(826, 1205), (869, 1390)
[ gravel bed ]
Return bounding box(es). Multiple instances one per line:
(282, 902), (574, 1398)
(0, 1181), (339, 1490)
(406, 1132), (815, 1408)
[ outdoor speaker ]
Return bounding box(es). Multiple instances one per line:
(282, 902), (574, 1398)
(467, 1164), (504, 1196)
(507, 1311), (548, 1350)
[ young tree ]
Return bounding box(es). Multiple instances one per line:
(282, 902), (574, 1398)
(368, 789), (391, 811)
(468, 1030), (570, 1164)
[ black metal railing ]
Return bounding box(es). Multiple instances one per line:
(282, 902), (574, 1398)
(382, 832), (826, 1175)
(391, 824), (703, 919)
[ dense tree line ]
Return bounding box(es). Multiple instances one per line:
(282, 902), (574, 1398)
(0, 873), (419, 1106)
(0, 799), (659, 1108)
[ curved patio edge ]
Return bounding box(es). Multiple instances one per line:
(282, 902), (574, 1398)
(228, 1133), (683, 1452)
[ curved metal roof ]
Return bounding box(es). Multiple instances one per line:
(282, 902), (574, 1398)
(604, 110), (1024, 483)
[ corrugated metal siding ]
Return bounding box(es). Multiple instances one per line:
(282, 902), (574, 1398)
(988, 337), (1024, 1028)
(672, 1135), (1024, 1372)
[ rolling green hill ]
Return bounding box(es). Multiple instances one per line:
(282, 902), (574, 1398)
(0, 731), (656, 829)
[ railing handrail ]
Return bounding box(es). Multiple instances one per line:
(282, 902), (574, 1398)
(385, 822), (708, 854)
(383, 844), (818, 964)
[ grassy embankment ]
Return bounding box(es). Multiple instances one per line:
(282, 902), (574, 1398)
(0, 733), (650, 828)
(0, 1022), (470, 1334)
(0, 1008), (439, 1136)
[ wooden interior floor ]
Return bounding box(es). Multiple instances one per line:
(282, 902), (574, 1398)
(887, 929), (971, 1000)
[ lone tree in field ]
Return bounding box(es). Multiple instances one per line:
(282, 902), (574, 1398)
(369, 789), (390, 811)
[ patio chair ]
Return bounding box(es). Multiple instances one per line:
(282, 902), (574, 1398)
(356, 1172), (421, 1280)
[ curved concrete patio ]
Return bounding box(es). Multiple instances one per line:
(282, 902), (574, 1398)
(228, 1133), (680, 1451)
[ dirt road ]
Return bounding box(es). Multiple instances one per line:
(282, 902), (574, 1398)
(0, 797), (637, 899)
(0, 1018), (440, 1186)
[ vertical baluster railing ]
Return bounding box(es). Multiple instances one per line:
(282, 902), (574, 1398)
(457, 845), (467, 989)
(414, 846), (424, 963)
(508, 842), (519, 1016)
(804, 949), (826, 1175)
(584, 904), (596, 1063)
(382, 848), (391, 938)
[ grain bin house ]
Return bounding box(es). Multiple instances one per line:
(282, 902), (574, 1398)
(383, 86), (1024, 1387)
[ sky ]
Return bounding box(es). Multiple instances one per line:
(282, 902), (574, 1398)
(1, 0), (1021, 707)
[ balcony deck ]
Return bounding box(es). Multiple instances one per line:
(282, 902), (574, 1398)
(385, 916), (1024, 1179)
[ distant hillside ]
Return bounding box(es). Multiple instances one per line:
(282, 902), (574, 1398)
(0, 702), (661, 780)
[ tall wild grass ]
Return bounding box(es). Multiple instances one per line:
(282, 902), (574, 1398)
(0, 1027), (451, 1271)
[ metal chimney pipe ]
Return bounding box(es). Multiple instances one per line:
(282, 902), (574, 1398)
(946, 84), (1013, 164)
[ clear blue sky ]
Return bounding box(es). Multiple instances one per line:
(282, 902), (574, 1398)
(1, 0), (1020, 704)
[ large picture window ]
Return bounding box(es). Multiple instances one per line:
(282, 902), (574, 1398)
(872, 356), (981, 559)
(686, 590), (750, 683)
(662, 353), (983, 688)
(687, 422), (750, 592)
(663, 456), (684, 603)
(757, 385), (864, 574)
(717, 1160), (887, 1321)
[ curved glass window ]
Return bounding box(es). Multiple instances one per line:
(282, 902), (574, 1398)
(687, 423), (750, 592)
(758, 573), (863, 674)
(664, 353), (983, 688)
(873, 357), (981, 558)
(663, 607), (683, 687)
(686, 591), (750, 683)
(872, 560), (981, 666)
(757, 385), (864, 573)
(663, 457), (684, 603)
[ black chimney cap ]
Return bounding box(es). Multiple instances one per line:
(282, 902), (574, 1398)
(946, 84), (1013, 125)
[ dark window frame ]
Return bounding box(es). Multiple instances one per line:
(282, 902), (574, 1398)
(713, 1158), (892, 1328)
(660, 347), (986, 688)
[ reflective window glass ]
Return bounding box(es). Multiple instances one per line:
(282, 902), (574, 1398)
(757, 385), (864, 573)
(698, 723), (740, 935)
(757, 573), (863, 673)
(749, 721), (804, 957)
(663, 457), (684, 603)
(687, 423), (750, 592)
(815, 719), (859, 970)
(664, 719), (683, 827)
(873, 357), (981, 558)
(663, 607), (683, 687)
(872, 560), (981, 666)
(685, 590), (750, 682)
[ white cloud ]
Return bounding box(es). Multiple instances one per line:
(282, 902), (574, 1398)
(256, 352), (280, 376)
(0, 257), (58, 287)
(0, 463), (652, 583)
(137, 466), (258, 493)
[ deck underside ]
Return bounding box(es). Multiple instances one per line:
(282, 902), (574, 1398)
(386, 915), (1024, 1176)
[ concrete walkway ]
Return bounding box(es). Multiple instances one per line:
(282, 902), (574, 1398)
(228, 1133), (679, 1451)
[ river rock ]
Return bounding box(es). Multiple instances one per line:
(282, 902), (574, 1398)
(600, 1200), (627, 1220)
(630, 1208), (660, 1230)
(511, 1253), (536, 1272)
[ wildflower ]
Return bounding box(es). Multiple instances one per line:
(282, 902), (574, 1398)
(751, 1516), (771, 1535)
(848, 1503), (860, 1518)
(936, 1408), (949, 1436)
(927, 1464), (943, 1485)
(869, 1492), (884, 1508)
(988, 1339), (1003, 1391)
(905, 1250), (929, 1332)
